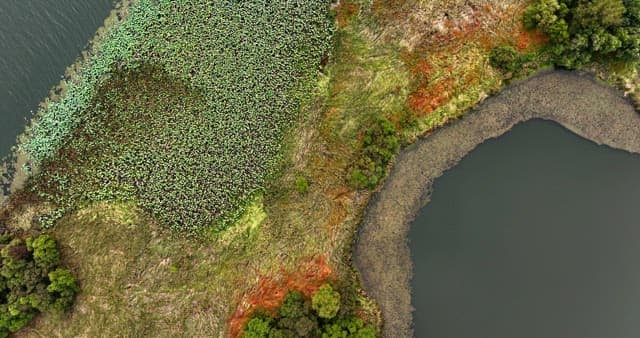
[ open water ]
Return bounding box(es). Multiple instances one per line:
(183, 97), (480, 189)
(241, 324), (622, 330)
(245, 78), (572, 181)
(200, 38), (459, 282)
(0, 0), (114, 158)
(410, 119), (640, 338)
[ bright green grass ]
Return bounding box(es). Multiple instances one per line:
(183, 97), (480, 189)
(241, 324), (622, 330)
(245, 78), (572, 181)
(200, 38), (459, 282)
(23, 0), (334, 233)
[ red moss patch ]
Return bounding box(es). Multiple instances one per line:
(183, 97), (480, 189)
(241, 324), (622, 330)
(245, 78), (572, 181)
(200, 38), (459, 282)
(407, 78), (455, 115)
(228, 255), (334, 337)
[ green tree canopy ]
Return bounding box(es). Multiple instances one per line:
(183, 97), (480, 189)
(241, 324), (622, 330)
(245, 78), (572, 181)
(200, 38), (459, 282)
(524, 0), (640, 68)
(312, 284), (341, 320)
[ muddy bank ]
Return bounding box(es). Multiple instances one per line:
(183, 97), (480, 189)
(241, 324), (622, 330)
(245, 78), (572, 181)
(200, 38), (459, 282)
(354, 70), (640, 338)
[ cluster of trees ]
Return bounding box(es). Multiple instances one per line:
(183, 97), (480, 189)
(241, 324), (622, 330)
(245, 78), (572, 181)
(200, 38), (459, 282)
(349, 118), (399, 189)
(243, 284), (376, 338)
(0, 231), (78, 337)
(523, 0), (640, 68)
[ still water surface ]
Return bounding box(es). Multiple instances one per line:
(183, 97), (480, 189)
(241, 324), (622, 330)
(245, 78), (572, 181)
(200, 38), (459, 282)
(410, 119), (640, 338)
(0, 0), (114, 158)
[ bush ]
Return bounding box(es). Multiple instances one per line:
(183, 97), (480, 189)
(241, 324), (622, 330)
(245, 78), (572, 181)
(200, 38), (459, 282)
(47, 268), (79, 312)
(244, 317), (273, 338)
(27, 234), (60, 270)
(242, 284), (376, 338)
(312, 284), (341, 320)
(489, 45), (523, 73)
(295, 176), (310, 194)
(322, 317), (376, 338)
(524, 0), (640, 68)
(349, 118), (399, 189)
(279, 291), (309, 319)
(0, 234), (78, 336)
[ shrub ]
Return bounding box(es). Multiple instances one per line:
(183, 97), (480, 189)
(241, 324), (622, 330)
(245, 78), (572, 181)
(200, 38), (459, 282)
(295, 176), (310, 194)
(524, 0), (640, 68)
(27, 234), (60, 270)
(242, 285), (376, 337)
(244, 316), (273, 338)
(279, 291), (308, 319)
(312, 284), (341, 320)
(349, 118), (399, 189)
(0, 234), (77, 336)
(47, 268), (79, 312)
(489, 45), (523, 73)
(321, 317), (376, 338)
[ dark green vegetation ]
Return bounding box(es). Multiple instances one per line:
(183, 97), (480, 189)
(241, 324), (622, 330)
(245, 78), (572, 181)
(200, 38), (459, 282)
(243, 284), (375, 338)
(524, 0), (640, 68)
(489, 45), (542, 78)
(348, 118), (399, 189)
(21, 1), (334, 233)
(0, 230), (78, 337)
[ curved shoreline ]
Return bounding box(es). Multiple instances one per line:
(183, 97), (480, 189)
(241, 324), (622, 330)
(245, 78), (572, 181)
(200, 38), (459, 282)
(353, 70), (640, 337)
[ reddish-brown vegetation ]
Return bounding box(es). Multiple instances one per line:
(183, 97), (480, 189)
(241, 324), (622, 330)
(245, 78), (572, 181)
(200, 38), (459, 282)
(335, 1), (360, 28)
(228, 255), (334, 337)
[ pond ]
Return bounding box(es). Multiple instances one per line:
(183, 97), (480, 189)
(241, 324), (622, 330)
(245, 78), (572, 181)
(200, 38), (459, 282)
(410, 119), (640, 338)
(0, 0), (114, 158)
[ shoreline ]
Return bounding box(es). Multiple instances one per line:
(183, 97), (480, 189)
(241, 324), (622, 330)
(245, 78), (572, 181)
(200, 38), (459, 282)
(0, 0), (134, 204)
(353, 69), (640, 337)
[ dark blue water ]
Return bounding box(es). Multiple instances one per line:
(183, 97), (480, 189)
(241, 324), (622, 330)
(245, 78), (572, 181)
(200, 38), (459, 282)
(410, 120), (640, 338)
(0, 0), (114, 158)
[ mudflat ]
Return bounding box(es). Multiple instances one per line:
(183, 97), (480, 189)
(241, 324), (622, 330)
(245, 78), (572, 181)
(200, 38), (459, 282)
(354, 70), (640, 338)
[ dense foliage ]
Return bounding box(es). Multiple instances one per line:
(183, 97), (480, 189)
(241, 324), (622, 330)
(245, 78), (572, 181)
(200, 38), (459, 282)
(348, 118), (399, 189)
(0, 232), (78, 337)
(524, 0), (640, 68)
(243, 284), (375, 338)
(23, 1), (334, 232)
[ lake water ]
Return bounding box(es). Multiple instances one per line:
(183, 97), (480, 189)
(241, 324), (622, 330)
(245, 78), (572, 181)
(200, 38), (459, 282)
(410, 119), (640, 338)
(0, 0), (114, 158)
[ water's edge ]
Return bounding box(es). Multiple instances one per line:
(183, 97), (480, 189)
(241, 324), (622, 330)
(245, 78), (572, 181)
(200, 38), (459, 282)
(0, 0), (135, 204)
(353, 69), (640, 338)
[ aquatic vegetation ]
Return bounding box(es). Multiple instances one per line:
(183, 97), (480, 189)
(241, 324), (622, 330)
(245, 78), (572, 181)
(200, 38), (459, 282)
(22, 0), (334, 232)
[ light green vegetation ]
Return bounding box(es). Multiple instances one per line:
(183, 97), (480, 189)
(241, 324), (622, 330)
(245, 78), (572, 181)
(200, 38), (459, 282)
(22, 0), (334, 233)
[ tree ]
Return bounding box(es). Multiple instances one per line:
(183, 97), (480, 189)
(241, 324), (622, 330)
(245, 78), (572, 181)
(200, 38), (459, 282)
(27, 235), (60, 270)
(312, 284), (341, 320)
(46, 268), (79, 312)
(244, 316), (273, 338)
(279, 291), (307, 319)
(524, 0), (640, 68)
(321, 317), (376, 338)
